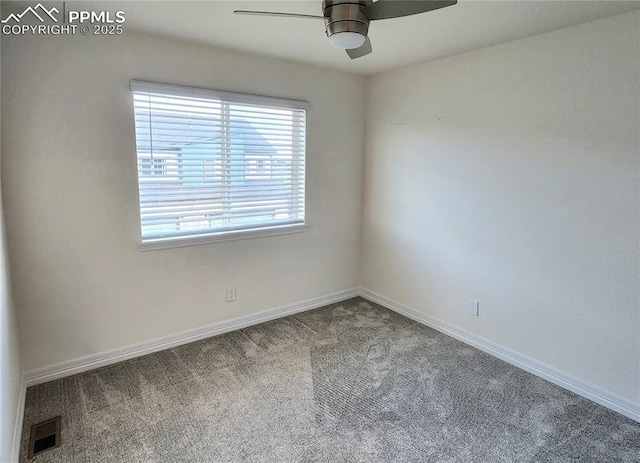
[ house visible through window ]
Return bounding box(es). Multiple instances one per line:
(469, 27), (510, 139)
(139, 156), (167, 176)
(131, 81), (308, 248)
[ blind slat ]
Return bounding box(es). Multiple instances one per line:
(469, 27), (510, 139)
(141, 208), (305, 228)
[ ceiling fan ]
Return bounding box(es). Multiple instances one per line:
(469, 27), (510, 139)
(234, 0), (457, 59)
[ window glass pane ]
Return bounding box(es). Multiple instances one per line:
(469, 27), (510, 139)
(132, 85), (306, 242)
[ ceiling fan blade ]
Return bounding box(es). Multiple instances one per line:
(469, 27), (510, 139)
(363, 0), (457, 21)
(233, 10), (325, 20)
(346, 37), (372, 59)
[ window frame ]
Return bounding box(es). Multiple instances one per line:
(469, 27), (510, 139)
(130, 80), (309, 251)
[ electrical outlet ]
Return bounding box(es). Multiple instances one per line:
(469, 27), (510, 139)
(468, 299), (479, 316)
(226, 287), (236, 302)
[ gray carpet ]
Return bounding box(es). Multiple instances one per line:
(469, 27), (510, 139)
(19, 297), (640, 462)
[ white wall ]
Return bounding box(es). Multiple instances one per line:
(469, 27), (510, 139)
(0, 180), (21, 463)
(361, 11), (640, 404)
(1, 31), (364, 371)
(2, 5), (638, 423)
(0, 38), (23, 462)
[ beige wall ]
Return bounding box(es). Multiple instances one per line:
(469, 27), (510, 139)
(361, 11), (640, 404)
(1, 31), (365, 371)
(0, 40), (22, 462)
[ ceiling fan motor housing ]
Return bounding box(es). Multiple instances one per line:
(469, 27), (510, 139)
(322, 0), (371, 41)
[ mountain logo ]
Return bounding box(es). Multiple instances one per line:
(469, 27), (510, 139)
(1, 3), (59, 24)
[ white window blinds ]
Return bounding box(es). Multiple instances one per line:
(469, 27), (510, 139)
(131, 81), (308, 244)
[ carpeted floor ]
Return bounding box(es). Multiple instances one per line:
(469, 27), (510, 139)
(20, 297), (640, 462)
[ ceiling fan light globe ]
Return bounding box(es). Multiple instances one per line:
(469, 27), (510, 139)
(328, 32), (366, 49)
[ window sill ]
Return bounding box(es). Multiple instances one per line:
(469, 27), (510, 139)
(139, 223), (308, 251)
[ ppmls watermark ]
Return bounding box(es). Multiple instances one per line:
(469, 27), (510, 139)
(1, 3), (126, 36)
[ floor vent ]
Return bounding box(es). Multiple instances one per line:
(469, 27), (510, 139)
(28, 416), (61, 459)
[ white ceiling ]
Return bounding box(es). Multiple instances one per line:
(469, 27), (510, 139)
(22, 1), (640, 75)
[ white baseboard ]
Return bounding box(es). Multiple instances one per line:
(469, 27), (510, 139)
(19, 286), (639, 429)
(11, 374), (26, 463)
(359, 287), (640, 423)
(24, 288), (359, 387)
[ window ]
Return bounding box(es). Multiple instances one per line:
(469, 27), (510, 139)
(131, 81), (308, 249)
